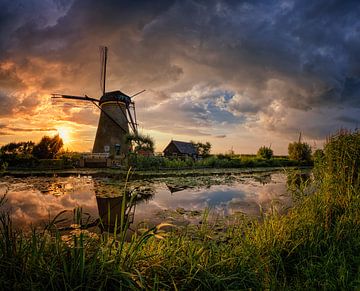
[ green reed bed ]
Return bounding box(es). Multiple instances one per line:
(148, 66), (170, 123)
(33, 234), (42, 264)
(1, 130), (360, 290)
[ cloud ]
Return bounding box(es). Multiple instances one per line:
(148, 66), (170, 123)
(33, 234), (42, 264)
(337, 115), (360, 124)
(63, 108), (99, 126)
(0, 63), (26, 90)
(1, 0), (360, 152)
(6, 127), (55, 132)
(0, 123), (56, 136)
(0, 91), (42, 117)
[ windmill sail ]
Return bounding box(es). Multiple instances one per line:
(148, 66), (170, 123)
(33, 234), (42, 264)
(52, 94), (100, 103)
(100, 46), (108, 96)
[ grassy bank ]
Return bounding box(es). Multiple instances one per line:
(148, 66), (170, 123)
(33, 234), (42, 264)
(1, 130), (360, 289)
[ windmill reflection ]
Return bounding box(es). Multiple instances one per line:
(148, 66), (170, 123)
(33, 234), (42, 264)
(95, 185), (155, 233)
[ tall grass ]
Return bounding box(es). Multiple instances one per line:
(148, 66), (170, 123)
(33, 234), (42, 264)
(1, 130), (360, 289)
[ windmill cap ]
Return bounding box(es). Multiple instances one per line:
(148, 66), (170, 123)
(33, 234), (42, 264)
(99, 90), (131, 106)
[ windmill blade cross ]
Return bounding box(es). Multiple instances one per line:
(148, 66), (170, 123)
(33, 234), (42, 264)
(99, 46), (108, 96)
(51, 94), (100, 103)
(130, 89), (146, 98)
(126, 106), (138, 135)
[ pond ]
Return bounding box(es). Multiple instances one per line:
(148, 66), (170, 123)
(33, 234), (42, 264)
(0, 170), (297, 231)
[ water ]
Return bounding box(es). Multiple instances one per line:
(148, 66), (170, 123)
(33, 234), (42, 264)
(0, 171), (292, 230)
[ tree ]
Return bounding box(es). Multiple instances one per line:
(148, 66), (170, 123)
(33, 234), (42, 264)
(0, 141), (35, 156)
(257, 146), (273, 159)
(32, 135), (63, 159)
(288, 142), (312, 162)
(125, 133), (154, 155)
(191, 141), (212, 157)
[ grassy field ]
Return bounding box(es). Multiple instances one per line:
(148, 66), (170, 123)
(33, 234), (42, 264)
(1, 130), (359, 290)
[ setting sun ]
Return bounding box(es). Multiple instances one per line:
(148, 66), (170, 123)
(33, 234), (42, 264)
(56, 126), (72, 145)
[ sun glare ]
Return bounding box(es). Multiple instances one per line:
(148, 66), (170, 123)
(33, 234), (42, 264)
(56, 127), (72, 145)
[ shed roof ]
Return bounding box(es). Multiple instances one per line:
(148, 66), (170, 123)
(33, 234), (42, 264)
(165, 140), (197, 155)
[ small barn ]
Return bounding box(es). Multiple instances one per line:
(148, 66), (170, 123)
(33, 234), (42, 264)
(163, 140), (197, 159)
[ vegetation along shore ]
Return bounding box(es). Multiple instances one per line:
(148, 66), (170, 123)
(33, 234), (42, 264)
(0, 130), (359, 289)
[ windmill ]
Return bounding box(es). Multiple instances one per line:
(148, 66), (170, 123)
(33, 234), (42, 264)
(52, 46), (144, 157)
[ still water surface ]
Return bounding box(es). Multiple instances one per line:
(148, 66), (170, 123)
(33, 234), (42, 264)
(0, 171), (292, 229)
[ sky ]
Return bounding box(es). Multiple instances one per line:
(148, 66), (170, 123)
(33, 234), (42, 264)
(0, 0), (359, 154)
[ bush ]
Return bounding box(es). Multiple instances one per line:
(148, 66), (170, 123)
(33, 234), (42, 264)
(257, 146), (273, 160)
(128, 154), (164, 170)
(288, 141), (312, 162)
(0, 153), (36, 168)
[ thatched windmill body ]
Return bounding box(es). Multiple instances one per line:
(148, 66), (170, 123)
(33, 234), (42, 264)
(53, 47), (143, 157)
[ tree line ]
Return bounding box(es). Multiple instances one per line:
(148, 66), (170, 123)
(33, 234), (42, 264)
(0, 135), (64, 163)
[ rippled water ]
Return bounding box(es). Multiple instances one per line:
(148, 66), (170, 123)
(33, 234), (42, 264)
(0, 171), (292, 229)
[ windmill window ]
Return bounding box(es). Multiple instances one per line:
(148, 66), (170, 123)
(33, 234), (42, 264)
(104, 145), (110, 153)
(115, 144), (121, 155)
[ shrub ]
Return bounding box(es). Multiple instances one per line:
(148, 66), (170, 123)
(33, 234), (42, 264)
(257, 146), (273, 160)
(288, 141), (312, 162)
(128, 154), (163, 170)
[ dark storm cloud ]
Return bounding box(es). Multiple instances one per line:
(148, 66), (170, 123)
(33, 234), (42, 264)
(4, 0), (360, 101)
(337, 115), (360, 124)
(0, 0), (74, 54)
(0, 0), (359, 143)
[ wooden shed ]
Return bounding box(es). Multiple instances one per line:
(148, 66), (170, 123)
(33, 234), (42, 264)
(163, 140), (197, 159)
